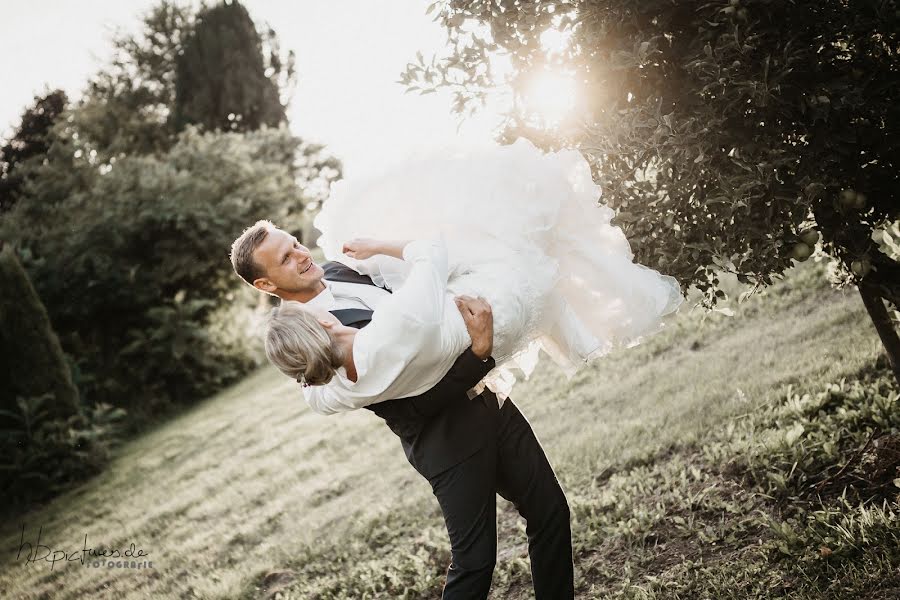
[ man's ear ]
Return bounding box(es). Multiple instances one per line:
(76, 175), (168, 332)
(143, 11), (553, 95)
(253, 278), (276, 294)
(318, 318), (336, 330)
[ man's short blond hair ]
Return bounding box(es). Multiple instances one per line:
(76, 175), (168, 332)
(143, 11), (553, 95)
(230, 219), (276, 286)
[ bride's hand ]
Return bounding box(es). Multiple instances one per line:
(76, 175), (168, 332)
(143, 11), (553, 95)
(343, 239), (411, 260)
(342, 238), (382, 260)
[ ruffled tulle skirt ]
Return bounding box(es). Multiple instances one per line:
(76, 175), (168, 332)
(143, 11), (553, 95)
(314, 138), (685, 398)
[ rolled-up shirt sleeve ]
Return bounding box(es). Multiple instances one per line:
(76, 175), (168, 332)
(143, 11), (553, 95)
(350, 254), (410, 291)
(301, 238), (454, 414)
(387, 238), (449, 326)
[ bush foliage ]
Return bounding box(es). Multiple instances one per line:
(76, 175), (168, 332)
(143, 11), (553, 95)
(0, 246), (126, 513)
(403, 0), (900, 382)
(0, 1), (341, 510)
(0, 245), (79, 421)
(406, 0), (900, 303)
(0, 395), (126, 515)
(0, 125), (320, 417)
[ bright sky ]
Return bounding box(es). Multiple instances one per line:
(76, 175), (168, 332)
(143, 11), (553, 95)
(0, 0), (507, 178)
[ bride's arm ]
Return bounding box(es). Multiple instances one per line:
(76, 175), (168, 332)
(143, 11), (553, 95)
(305, 238), (451, 415)
(303, 382), (361, 415)
(389, 239), (449, 325)
(310, 295), (496, 417)
(342, 238), (410, 261)
(341, 239), (413, 291)
(348, 237), (449, 327)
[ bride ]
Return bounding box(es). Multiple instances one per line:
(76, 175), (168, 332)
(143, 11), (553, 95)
(264, 137), (685, 405)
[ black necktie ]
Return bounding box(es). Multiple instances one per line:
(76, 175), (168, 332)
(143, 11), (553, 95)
(323, 261), (388, 329)
(330, 308), (373, 329)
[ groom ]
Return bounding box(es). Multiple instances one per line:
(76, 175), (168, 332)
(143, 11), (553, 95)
(230, 220), (574, 599)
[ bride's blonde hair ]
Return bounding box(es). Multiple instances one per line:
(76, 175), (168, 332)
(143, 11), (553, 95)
(264, 301), (343, 386)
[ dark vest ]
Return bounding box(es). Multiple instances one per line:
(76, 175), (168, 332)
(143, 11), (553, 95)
(322, 261), (497, 478)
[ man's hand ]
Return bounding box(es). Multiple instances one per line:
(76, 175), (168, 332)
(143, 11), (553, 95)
(454, 295), (494, 360)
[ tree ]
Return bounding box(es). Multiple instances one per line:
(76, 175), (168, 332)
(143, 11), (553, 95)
(0, 244), (79, 421)
(74, 1), (194, 160)
(172, 0), (291, 132)
(0, 242), (125, 514)
(0, 90), (68, 211)
(0, 125), (339, 416)
(73, 0), (295, 162)
(0, 0), (340, 425)
(403, 0), (900, 383)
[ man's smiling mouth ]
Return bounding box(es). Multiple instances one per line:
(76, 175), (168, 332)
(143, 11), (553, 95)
(299, 261), (313, 275)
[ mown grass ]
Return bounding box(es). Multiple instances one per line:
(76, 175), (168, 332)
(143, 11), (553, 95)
(1, 258), (896, 599)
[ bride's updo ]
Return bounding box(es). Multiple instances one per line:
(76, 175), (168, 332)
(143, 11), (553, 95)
(264, 301), (343, 385)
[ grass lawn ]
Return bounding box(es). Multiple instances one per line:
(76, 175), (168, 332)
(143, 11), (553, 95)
(2, 258), (896, 599)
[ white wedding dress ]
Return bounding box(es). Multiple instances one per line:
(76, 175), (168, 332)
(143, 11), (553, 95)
(314, 138), (685, 399)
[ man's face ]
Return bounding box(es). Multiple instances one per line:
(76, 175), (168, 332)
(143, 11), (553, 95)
(252, 227), (325, 297)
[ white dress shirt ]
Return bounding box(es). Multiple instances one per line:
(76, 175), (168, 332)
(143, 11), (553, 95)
(305, 277), (391, 313)
(303, 239), (471, 415)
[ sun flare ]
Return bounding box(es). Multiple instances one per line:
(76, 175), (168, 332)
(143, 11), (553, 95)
(521, 69), (578, 128)
(540, 27), (572, 55)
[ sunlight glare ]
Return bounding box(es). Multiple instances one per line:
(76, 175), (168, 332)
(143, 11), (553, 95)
(540, 27), (572, 55)
(490, 52), (514, 82)
(521, 69), (577, 128)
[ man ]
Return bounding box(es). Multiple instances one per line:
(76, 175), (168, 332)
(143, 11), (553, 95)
(230, 220), (574, 599)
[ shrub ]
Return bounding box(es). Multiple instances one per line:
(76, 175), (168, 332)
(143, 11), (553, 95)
(0, 394), (126, 514)
(0, 126), (333, 423)
(0, 244), (79, 421)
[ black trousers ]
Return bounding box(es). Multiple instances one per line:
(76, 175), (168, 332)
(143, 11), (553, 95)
(427, 394), (574, 599)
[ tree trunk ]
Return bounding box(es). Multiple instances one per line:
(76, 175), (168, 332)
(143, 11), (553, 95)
(859, 284), (900, 386)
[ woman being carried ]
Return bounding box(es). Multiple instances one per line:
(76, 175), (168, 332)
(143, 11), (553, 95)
(264, 138), (685, 408)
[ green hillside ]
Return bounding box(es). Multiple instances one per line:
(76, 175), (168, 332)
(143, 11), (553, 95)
(2, 259), (896, 599)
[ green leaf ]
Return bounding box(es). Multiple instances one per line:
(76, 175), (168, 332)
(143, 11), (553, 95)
(784, 423), (805, 445)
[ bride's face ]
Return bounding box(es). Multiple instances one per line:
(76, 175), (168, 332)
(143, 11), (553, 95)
(253, 228), (325, 294)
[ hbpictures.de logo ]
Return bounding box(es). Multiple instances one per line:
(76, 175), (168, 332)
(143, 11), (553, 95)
(14, 524), (154, 571)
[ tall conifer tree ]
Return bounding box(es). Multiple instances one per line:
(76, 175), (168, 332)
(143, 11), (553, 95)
(0, 245), (79, 421)
(0, 90), (68, 211)
(173, 0), (286, 132)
